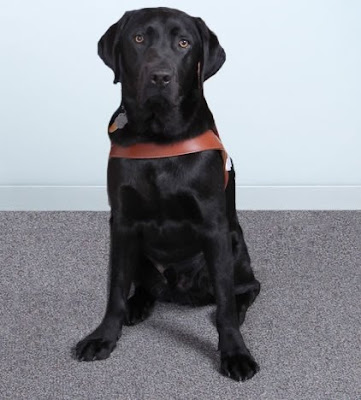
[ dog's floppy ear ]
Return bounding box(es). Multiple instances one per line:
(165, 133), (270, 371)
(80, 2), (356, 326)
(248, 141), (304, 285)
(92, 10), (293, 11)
(98, 11), (134, 84)
(195, 17), (226, 83)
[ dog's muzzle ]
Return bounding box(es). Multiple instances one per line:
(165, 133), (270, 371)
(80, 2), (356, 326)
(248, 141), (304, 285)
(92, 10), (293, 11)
(137, 62), (178, 105)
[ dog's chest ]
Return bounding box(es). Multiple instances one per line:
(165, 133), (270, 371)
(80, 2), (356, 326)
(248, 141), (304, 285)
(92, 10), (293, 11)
(121, 180), (203, 224)
(108, 154), (221, 263)
(114, 157), (206, 223)
(121, 170), (203, 262)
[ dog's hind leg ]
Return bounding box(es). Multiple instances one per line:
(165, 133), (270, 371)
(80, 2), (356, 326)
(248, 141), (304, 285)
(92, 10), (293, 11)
(125, 286), (156, 326)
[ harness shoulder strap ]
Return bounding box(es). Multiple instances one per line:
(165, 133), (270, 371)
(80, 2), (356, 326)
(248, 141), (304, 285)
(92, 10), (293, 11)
(108, 126), (229, 188)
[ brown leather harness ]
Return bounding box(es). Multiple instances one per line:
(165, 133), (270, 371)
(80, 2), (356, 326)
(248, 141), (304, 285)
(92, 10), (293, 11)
(108, 119), (229, 188)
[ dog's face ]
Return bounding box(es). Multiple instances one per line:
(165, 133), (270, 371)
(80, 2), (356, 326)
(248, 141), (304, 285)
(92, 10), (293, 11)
(98, 8), (226, 107)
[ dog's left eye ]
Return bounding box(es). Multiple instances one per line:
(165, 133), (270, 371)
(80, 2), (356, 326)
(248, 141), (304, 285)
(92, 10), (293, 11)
(179, 39), (190, 48)
(134, 35), (144, 43)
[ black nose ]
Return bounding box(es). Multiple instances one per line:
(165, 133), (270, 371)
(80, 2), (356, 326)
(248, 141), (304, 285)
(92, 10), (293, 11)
(150, 70), (172, 87)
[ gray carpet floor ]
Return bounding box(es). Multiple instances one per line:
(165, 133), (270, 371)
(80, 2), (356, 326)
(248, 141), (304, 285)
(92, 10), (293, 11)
(0, 211), (360, 400)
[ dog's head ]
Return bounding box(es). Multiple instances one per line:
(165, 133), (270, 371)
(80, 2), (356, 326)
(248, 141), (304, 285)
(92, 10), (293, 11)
(98, 8), (225, 107)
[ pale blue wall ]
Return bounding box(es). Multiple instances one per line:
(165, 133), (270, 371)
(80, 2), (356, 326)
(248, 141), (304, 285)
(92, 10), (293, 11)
(1, 0), (360, 186)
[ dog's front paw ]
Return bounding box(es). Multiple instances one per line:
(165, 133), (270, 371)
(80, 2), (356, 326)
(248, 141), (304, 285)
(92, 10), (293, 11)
(220, 351), (259, 381)
(75, 336), (117, 362)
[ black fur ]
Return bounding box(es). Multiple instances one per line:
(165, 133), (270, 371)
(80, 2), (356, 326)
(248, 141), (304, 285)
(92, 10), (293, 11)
(75, 7), (260, 382)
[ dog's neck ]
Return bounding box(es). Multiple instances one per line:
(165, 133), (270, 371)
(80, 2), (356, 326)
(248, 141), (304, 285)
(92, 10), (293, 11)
(109, 89), (216, 146)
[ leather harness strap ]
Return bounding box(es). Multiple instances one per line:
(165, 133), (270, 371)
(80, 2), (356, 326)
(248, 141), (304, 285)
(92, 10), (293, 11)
(108, 127), (229, 189)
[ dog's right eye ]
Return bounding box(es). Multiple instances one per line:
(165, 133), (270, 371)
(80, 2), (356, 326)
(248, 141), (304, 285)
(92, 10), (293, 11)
(134, 35), (144, 44)
(178, 39), (190, 48)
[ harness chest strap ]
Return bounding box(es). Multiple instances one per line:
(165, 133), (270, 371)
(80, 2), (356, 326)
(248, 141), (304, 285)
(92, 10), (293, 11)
(108, 128), (229, 188)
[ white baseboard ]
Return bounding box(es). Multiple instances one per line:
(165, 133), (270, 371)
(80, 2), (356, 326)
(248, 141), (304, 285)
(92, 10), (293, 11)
(236, 185), (361, 210)
(0, 186), (109, 211)
(0, 185), (360, 211)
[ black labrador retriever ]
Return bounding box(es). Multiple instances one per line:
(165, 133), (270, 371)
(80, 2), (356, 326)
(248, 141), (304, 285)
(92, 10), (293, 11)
(75, 7), (260, 382)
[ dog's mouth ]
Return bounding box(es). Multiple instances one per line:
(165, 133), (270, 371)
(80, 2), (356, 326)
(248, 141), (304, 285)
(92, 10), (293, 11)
(137, 90), (180, 111)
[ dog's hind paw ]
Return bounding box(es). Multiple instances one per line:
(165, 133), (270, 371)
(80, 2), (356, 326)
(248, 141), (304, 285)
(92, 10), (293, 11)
(125, 287), (155, 326)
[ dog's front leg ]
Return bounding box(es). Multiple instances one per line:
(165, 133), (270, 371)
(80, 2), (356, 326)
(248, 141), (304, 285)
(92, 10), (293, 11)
(75, 214), (139, 361)
(202, 227), (259, 381)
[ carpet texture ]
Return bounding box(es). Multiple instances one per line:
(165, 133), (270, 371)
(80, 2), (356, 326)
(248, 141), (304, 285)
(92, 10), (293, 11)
(0, 211), (360, 400)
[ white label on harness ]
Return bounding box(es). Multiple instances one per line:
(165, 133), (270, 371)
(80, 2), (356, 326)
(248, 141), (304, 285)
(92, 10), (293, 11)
(115, 111), (128, 129)
(225, 156), (232, 171)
